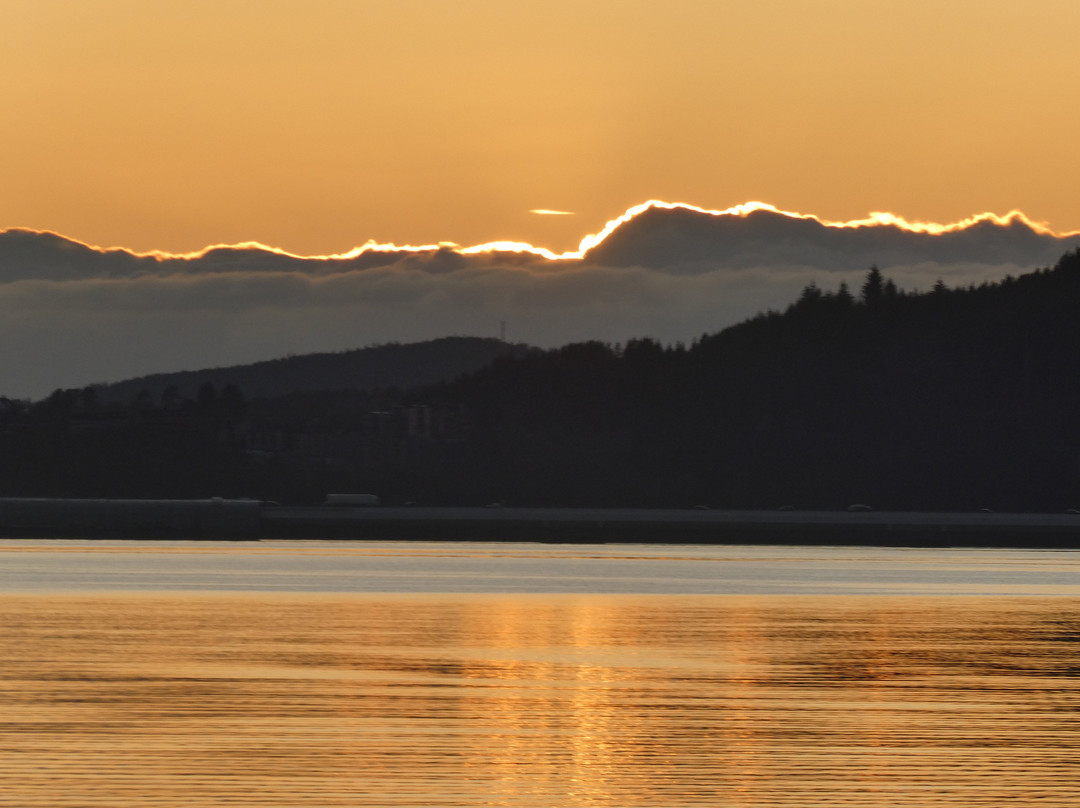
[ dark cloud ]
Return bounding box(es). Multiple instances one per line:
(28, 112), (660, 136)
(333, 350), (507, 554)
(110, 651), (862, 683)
(1, 205), (1076, 399)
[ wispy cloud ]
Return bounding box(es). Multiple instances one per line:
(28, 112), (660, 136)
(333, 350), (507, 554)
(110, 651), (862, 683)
(530, 209), (575, 216)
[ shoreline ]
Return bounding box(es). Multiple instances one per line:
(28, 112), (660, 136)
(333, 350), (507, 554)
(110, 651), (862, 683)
(260, 506), (1080, 547)
(1, 499), (1079, 546)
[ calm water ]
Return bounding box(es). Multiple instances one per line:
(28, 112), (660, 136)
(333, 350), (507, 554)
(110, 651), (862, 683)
(2, 541), (1079, 806)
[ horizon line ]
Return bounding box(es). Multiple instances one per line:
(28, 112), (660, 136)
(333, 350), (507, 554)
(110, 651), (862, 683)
(4, 200), (1078, 264)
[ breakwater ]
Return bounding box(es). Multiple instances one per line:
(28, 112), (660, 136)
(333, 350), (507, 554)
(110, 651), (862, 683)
(2, 499), (1080, 545)
(0, 498), (262, 538)
(261, 505), (1080, 547)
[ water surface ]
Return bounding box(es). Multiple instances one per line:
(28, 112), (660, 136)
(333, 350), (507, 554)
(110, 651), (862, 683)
(2, 539), (1079, 595)
(2, 542), (1078, 806)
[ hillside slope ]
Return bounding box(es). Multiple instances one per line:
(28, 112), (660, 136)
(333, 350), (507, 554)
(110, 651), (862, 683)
(95, 336), (529, 402)
(5, 251), (1080, 512)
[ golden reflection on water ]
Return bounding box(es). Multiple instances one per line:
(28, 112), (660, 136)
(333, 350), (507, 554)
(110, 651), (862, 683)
(2, 594), (1079, 807)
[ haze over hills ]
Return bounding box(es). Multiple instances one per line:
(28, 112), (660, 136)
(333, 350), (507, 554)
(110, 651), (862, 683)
(5, 248), (1080, 512)
(2, 200), (1079, 399)
(94, 337), (528, 403)
(2, 202), (1076, 282)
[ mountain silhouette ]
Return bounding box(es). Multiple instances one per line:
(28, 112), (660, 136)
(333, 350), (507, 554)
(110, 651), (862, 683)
(3, 203), (1079, 401)
(581, 205), (1080, 271)
(95, 337), (528, 403)
(6, 249), (1080, 513)
(3, 203), (1078, 283)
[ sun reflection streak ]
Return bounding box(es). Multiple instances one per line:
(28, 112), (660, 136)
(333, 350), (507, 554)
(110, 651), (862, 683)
(4, 593), (1080, 806)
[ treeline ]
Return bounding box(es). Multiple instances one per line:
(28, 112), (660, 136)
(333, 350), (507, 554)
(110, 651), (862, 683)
(433, 253), (1080, 510)
(0, 380), (418, 503)
(95, 336), (526, 402)
(3, 250), (1080, 510)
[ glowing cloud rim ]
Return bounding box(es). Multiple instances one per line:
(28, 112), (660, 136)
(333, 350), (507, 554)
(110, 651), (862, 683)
(5, 200), (1077, 263)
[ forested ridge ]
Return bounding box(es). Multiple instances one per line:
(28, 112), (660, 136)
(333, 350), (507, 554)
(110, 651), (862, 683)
(95, 336), (525, 402)
(3, 250), (1080, 511)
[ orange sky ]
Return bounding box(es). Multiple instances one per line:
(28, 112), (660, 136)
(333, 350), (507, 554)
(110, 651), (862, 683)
(3, 0), (1078, 255)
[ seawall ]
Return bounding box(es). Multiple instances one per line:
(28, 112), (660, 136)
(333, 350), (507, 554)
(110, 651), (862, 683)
(2, 500), (1080, 546)
(260, 506), (1080, 547)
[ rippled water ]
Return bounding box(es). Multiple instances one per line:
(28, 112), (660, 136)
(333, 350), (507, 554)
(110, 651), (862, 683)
(2, 542), (1079, 806)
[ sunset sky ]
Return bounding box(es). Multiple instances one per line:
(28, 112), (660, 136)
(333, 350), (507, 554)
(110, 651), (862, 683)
(3, 0), (1080, 399)
(4, 0), (1079, 256)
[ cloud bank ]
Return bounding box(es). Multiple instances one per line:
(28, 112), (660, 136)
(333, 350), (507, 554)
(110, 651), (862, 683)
(2, 201), (1078, 399)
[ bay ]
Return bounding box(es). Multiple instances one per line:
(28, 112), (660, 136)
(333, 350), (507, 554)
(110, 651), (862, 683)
(2, 540), (1079, 595)
(1, 541), (1079, 806)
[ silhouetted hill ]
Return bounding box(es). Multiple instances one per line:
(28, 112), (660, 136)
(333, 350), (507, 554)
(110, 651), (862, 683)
(96, 337), (530, 403)
(424, 249), (1080, 510)
(6, 205), (1079, 285)
(583, 205), (1080, 270)
(6, 206), (1078, 402)
(6, 251), (1080, 515)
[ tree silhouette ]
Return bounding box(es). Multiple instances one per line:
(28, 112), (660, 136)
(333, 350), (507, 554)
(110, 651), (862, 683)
(5, 249), (1080, 512)
(861, 266), (884, 305)
(197, 382), (218, 411)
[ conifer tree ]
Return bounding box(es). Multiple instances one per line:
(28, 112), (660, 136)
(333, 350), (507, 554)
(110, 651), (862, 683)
(861, 266), (884, 305)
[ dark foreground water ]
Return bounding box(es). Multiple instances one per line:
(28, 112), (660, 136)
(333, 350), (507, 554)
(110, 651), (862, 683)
(1, 541), (1079, 806)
